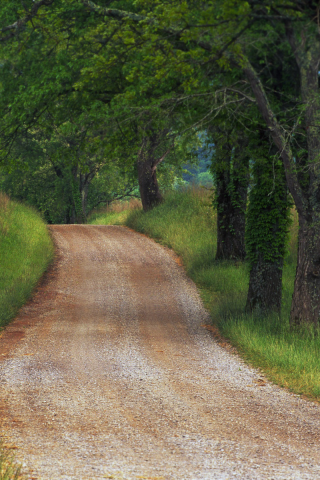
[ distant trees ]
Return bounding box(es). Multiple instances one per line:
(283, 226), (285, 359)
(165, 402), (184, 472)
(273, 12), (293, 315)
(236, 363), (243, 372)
(0, 114), (139, 223)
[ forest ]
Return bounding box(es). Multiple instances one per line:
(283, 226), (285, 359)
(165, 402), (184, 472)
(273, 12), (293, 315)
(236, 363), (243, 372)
(1, 0), (320, 332)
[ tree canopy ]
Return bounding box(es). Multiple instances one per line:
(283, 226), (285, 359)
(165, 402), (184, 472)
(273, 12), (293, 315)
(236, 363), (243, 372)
(1, 0), (320, 326)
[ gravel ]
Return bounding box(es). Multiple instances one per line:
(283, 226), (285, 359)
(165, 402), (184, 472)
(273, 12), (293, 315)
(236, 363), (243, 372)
(0, 225), (319, 480)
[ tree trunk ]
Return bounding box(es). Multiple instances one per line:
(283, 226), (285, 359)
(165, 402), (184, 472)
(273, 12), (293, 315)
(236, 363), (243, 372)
(214, 139), (249, 260)
(288, 34), (320, 326)
(290, 219), (320, 327)
(81, 183), (89, 222)
(64, 166), (85, 224)
(216, 166), (248, 260)
(137, 130), (171, 212)
(245, 137), (290, 314)
(246, 257), (283, 313)
(137, 158), (163, 211)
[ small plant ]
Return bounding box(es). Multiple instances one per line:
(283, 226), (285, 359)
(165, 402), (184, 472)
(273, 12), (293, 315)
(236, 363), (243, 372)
(0, 443), (24, 480)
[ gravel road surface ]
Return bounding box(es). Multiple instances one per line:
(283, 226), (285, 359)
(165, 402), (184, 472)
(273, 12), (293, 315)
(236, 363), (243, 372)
(0, 225), (320, 480)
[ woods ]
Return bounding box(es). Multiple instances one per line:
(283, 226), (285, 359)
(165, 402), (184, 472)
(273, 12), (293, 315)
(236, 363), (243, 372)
(1, 0), (320, 328)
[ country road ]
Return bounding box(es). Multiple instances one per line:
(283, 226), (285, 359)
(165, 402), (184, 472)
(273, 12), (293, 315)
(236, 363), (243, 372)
(0, 225), (320, 480)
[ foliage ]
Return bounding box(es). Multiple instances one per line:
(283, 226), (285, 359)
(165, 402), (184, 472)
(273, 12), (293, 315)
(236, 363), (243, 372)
(246, 153), (291, 266)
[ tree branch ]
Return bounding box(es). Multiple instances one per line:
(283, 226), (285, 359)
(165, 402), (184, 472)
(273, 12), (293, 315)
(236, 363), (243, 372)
(81, 0), (146, 23)
(0, 0), (55, 42)
(151, 143), (174, 172)
(242, 56), (307, 217)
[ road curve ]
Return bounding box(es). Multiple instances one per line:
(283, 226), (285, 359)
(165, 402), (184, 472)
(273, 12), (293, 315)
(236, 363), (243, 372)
(0, 225), (320, 480)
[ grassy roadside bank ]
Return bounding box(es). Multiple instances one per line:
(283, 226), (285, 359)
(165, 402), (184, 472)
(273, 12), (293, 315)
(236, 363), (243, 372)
(89, 189), (320, 401)
(0, 193), (54, 330)
(0, 193), (53, 479)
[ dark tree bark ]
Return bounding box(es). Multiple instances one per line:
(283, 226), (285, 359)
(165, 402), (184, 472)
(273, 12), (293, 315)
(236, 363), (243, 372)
(246, 259), (284, 313)
(216, 152), (249, 260)
(63, 166), (85, 224)
(215, 141), (249, 260)
(290, 220), (320, 327)
(137, 155), (163, 212)
(137, 129), (172, 212)
(79, 169), (96, 222)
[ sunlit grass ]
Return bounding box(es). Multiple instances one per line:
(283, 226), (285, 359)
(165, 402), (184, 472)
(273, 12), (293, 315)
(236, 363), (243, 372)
(89, 188), (320, 400)
(0, 193), (54, 329)
(89, 198), (141, 225)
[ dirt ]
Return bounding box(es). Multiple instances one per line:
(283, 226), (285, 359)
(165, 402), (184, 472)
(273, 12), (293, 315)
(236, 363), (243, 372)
(0, 225), (320, 480)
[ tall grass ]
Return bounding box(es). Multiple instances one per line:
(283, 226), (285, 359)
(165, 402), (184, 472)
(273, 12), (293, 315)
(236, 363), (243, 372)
(89, 188), (320, 400)
(0, 193), (54, 329)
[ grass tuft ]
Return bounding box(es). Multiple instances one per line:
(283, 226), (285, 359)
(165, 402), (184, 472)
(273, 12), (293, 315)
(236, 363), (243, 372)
(0, 443), (24, 480)
(89, 187), (320, 401)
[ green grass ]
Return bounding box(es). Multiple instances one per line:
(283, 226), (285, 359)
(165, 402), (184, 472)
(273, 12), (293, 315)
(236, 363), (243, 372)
(90, 209), (133, 226)
(0, 443), (24, 480)
(0, 193), (54, 329)
(89, 188), (320, 401)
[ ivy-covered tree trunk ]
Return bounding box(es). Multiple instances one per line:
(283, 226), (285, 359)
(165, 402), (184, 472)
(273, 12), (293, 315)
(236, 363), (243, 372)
(244, 29), (320, 325)
(214, 142), (249, 260)
(137, 129), (172, 212)
(245, 151), (290, 314)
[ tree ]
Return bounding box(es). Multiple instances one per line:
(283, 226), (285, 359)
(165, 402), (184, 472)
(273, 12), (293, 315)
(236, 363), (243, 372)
(245, 130), (291, 313)
(209, 124), (249, 261)
(238, 3), (320, 326)
(135, 122), (173, 210)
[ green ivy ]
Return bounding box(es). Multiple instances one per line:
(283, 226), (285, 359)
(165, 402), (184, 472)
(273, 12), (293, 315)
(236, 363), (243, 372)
(246, 154), (292, 267)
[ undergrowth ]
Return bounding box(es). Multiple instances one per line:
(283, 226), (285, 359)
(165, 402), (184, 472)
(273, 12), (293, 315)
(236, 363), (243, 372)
(0, 193), (54, 329)
(88, 189), (320, 401)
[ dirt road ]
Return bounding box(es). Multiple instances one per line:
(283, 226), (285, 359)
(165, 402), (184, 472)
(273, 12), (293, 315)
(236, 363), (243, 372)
(0, 225), (320, 479)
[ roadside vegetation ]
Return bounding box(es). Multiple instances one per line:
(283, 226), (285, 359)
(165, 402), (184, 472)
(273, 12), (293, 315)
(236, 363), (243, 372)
(89, 188), (320, 401)
(0, 442), (24, 480)
(0, 193), (54, 329)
